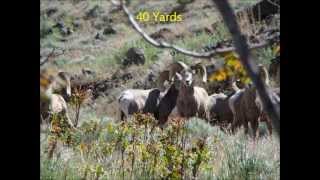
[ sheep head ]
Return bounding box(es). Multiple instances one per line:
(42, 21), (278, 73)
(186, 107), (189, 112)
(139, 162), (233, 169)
(157, 61), (207, 91)
(40, 70), (72, 99)
(57, 71), (72, 97)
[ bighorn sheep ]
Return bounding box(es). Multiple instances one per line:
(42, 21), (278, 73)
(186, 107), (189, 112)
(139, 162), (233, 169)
(206, 77), (246, 130)
(207, 92), (233, 130)
(155, 73), (180, 125)
(156, 61), (209, 124)
(255, 86), (280, 136)
(118, 61), (207, 124)
(229, 64), (274, 138)
(40, 71), (74, 129)
(117, 88), (162, 120)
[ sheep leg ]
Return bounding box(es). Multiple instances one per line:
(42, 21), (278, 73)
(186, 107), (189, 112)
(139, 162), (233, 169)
(231, 116), (240, 134)
(63, 110), (75, 128)
(250, 120), (259, 140)
(120, 111), (126, 121)
(260, 113), (273, 137)
(244, 121), (249, 135)
(266, 118), (273, 137)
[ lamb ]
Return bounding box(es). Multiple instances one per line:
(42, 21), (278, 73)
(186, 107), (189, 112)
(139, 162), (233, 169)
(40, 71), (74, 129)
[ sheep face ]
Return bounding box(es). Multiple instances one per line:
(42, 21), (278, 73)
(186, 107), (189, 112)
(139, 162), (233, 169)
(57, 72), (71, 98)
(175, 70), (194, 88)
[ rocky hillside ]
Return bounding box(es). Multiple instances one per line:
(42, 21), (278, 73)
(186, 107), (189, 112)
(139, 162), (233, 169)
(40, 0), (279, 119)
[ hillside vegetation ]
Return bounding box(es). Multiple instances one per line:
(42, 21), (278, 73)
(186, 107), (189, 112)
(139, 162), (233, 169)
(40, 0), (280, 179)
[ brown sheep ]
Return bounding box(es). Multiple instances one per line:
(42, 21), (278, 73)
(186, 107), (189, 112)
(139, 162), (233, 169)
(229, 65), (274, 139)
(117, 88), (160, 121)
(207, 93), (234, 130)
(175, 68), (209, 121)
(156, 61), (209, 125)
(40, 71), (74, 129)
(255, 87), (280, 136)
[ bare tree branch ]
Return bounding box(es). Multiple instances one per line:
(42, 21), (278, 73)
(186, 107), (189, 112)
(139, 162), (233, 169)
(212, 0), (279, 137)
(120, 1), (272, 59)
(40, 47), (65, 67)
(40, 48), (56, 66)
(267, 0), (280, 8)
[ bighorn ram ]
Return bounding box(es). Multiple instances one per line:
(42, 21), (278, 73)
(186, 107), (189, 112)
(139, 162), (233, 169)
(40, 71), (74, 129)
(117, 61), (207, 124)
(156, 61), (209, 124)
(229, 64), (274, 138)
(155, 73), (180, 125)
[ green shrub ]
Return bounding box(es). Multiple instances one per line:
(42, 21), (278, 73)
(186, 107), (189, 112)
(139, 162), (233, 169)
(41, 113), (279, 179)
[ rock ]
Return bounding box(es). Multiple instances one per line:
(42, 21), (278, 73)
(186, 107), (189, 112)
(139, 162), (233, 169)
(236, 0), (280, 23)
(132, 81), (144, 89)
(169, 4), (187, 16)
(122, 48), (145, 66)
(103, 25), (116, 35)
(94, 32), (105, 40)
(206, 64), (216, 75)
(202, 39), (233, 52)
(109, 6), (121, 14)
(111, 70), (133, 82)
(142, 72), (157, 89)
(102, 15), (113, 23)
(53, 21), (72, 36)
(46, 7), (58, 17)
(150, 28), (174, 41)
(177, 0), (195, 5)
(121, 72), (133, 82)
(188, 25), (213, 35)
(82, 68), (96, 76)
(61, 27), (73, 36)
(85, 5), (104, 19)
(41, 27), (52, 38)
(53, 21), (65, 29)
(92, 19), (105, 30)
(72, 19), (82, 29)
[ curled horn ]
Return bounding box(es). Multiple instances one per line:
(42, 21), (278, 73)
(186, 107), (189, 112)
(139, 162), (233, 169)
(190, 63), (207, 83)
(257, 64), (270, 86)
(230, 76), (240, 91)
(157, 61), (190, 90)
(157, 70), (170, 91)
(168, 61), (190, 79)
(57, 71), (72, 97)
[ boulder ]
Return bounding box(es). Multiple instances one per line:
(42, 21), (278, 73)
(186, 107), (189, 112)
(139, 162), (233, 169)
(122, 48), (145, 66)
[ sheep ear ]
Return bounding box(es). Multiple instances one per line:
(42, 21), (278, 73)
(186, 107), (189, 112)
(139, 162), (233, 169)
(175, 72), (182, 80)
(191, 63), (207, 83)
(157, 70), (170, 91)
